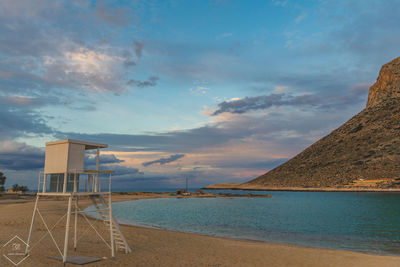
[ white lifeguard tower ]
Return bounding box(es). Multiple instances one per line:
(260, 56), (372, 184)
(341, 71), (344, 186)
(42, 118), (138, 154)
(25, 139), (131, 265)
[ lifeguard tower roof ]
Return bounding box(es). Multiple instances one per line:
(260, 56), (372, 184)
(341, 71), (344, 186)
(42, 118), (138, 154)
(44, 139), (107, 174)
(46, 139), (108, 150)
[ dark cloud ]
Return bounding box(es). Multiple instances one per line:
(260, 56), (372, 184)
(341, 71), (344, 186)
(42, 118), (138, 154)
(124, 60), (136, 67)
(142, 154), (185, 167)
(213, 84), (369, 115)
(134, 41), (144, 58)
(85, 154), (125, 166)
(213, 93), (319, 115)
(57, 125), (237, 153)
(102, 165), (142, 177)
(127, 76), (158, 88)
(122, 50), (136, 67)
(0, 142), (44, 171)
(57, 105), (346, 154)
(0, 97), (54, 139)
(0, 0), (139, 98)
(94, 3), (131, 26)
(0, 153), (44, 171)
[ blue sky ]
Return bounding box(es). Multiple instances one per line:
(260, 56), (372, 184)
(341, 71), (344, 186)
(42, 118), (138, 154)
(1, 0), (400, 190)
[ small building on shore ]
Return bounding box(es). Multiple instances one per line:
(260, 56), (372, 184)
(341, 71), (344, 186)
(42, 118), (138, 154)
(6, 189), (22, 194)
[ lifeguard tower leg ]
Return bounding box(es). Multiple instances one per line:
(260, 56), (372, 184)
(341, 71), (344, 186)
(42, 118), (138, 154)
(25, 195), (39, 256)
(109, 194), (115, 258)
(74, 197), (78, 251)
(63, 195), (72, 265)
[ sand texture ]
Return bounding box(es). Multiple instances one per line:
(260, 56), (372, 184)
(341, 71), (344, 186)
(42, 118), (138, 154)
(0, 194), (399, 267)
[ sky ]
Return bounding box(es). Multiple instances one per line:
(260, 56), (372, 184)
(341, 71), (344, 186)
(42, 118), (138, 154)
(1, 0), (400, 190)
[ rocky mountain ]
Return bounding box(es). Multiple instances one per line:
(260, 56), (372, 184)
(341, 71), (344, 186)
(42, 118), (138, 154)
(243, 57), (400, 189)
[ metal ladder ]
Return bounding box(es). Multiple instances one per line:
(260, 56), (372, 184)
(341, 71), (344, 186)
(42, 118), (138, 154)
(90, 195), (132, 254)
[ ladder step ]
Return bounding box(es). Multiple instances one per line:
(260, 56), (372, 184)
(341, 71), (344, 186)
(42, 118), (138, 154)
(98, 211), (109, 214)
(91, 195), (132, 253)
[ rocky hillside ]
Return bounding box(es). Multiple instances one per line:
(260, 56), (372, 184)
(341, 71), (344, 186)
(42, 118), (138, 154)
(244, 57), (400, 188)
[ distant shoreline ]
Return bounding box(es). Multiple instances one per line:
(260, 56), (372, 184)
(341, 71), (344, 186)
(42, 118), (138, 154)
(203, 183), (400, 192)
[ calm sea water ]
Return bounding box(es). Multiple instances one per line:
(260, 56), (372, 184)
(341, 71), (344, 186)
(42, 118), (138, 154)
(94, 191), (400, 255)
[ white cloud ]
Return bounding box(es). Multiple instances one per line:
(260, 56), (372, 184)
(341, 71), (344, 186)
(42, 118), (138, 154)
(216, 32), (233, 39)
(271, 0), (288, 7)
(274, 85), (289, 92)
(295, 13), (307, 24)
(0, 140), (42, 154)
(42, 46), (125, 93)
(190, 86), (210, 95)
(64, 48), (116, 74)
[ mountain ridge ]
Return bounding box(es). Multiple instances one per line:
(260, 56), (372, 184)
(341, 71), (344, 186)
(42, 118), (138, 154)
(207, 57), (400, 190)
(244, 56), (400, 189)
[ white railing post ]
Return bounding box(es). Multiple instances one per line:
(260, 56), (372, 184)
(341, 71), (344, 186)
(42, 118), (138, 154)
(37, 172), (41, 193)
(42, 173), (47, 193)
(108, 173), (111, 193)
(109, 193), (115, 257)
(63, 195), (72, 264)
(73, 170), (77, 193)
(63, 172), (68, 193)
(74, 196), (78, 251)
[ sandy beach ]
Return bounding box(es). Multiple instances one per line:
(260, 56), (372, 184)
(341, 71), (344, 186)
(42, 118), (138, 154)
(0, 194), (399, 267)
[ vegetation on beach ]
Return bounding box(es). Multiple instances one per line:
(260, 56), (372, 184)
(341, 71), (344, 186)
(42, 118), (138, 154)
(0, 172), (6, 192)
(11, 183), (28, 193)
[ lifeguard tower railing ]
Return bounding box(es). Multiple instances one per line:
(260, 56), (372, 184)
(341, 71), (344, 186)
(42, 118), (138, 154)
(37, 169), (114, 195)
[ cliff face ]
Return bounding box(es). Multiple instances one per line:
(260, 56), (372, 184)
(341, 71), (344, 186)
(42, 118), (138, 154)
(245, 57), (400, 188)
(367, 57), (400, 108)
